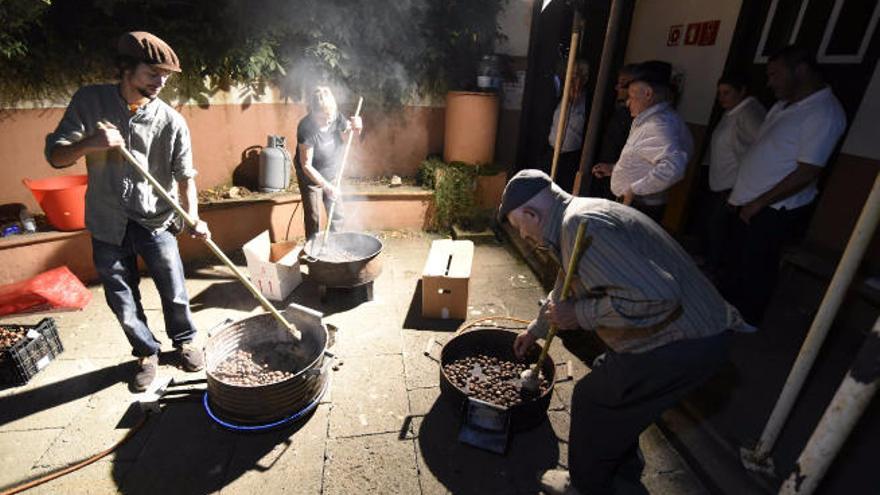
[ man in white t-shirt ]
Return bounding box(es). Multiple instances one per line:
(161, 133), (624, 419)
(725, 46), (847, 324)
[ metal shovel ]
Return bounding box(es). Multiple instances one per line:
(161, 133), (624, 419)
(101, 123), (302, 342)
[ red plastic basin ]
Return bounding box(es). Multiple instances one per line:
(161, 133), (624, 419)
(22, 175), (88, 231)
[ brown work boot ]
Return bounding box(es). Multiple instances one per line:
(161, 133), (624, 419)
(539, 469), (582, 495)
(178, 342), (205, 372)
(133, 354), (159, 392)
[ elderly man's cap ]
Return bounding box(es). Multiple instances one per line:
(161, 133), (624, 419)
(497, 169), (553, 222)
(631, 60), (672, 88)
(117, 31), (181, 72)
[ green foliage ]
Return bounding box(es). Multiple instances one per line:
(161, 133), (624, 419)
(433, 162), (477, 231)
(418, 0), (508, 94)
(417, 156), (444, 190)
(418, 157), (502, 231)
(0, 0), (508, 108)
(0, 0), (49, 61)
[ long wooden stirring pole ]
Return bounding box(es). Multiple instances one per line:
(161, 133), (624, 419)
(98, 122), (302, 341)
(319, 96), (364, 252)
(523, 221), (590, 391)
(549, 12), (583, 182)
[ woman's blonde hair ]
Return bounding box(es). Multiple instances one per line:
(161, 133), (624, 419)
(308, 86), (338, 116)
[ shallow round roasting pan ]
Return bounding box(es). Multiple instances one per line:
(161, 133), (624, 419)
(303, 232), (383, 288)
(439, 326), (555, 432)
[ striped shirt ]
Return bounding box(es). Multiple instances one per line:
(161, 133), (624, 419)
(528, 192), (751, 353)
(45, 84), (197, 246)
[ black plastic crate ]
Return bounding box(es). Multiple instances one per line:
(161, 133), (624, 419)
(0, 318), (64, 386)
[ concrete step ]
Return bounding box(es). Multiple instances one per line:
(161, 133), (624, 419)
(658, 402), (777, 495)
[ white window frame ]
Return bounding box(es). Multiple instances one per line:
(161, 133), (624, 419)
(817, 0), (880, 64)
(754, 0), (811, 63)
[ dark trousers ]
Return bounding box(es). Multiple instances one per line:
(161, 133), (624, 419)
(297, 179), (344, 240)
(721, 204), (811, 325)
(704, 189), (733, 274)
(541, 146), (581, 194)
(569, 332), (730, 494)
(586, 176), (615, 201)
(632, 201), (666, 225)
(92, 221), (197, 357)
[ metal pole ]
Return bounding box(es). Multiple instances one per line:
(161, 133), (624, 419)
(778, 316), (880, 494)
(741, 172), (880, 473)
(572, 0), (625, 195)
(550, 11), (583, 181)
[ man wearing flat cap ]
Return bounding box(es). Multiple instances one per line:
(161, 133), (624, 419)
(499, 169), (751, 494)
(592, 60), (692, 223)
(45, 31), (209, 392)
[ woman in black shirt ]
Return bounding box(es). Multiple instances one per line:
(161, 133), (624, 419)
(294, 86), (363, 239)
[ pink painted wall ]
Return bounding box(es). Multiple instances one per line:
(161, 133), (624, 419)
(0, 232), (97, 285)
(1, 102), (444, 214)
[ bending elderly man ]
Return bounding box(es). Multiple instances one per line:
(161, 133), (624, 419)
(499, 170), (751, 495)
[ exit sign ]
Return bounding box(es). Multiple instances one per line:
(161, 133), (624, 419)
(668, 20), (720, 47)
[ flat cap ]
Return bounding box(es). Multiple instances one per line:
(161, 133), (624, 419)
(497, 169), (553, 222)
(117, 31), (181, 72)
(631, 60), (672, 88)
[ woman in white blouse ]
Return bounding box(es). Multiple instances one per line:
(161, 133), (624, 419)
(705, 73), (765, 276)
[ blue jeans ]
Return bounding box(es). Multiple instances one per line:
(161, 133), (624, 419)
(92, 221), (197, 357)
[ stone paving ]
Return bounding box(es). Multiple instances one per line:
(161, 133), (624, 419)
(0, 231), (708, 494)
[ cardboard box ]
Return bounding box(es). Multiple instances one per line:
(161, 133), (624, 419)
(422, 239), (474, 319)
(242, 231), (303, 301)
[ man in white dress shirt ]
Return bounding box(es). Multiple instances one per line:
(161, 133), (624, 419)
(593, 61), (693, 223)
(725, 46), (847, 324)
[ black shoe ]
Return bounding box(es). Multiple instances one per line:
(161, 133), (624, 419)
(133, 354), (159, 392)
(178, 343), (205, 372)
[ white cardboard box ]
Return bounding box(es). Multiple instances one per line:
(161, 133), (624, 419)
(422, 239), (474, 320)
(242, 231), (303, 301)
